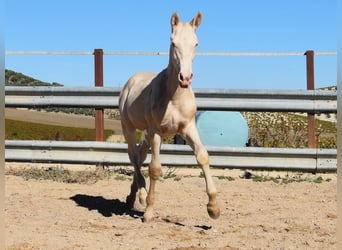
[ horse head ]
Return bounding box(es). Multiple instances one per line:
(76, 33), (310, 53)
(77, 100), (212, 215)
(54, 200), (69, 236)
(170, 12), (202, 88)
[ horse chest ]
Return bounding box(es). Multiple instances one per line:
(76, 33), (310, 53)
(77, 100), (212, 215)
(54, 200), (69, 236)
(159, 102), (195, 135)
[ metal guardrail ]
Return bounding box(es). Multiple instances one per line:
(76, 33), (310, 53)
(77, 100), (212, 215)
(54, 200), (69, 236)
(4, 86), (337, 171)
(5, 86), (337, 112)
(5, 140), (337, 172)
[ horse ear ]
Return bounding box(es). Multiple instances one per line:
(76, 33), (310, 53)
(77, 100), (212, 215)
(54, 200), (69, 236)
(190, 11), (202, 29)
(171, 12), (180, 30)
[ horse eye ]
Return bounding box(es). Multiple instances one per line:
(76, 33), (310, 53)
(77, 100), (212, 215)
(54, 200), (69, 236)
(195, 43), (198, 47)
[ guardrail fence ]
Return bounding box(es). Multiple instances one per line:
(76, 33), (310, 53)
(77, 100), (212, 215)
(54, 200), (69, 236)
(5, 86), (337, 172)
(5, 49), (337, 172)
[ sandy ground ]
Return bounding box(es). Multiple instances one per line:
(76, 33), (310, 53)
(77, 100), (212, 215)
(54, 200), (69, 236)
(5, 109), (337, 249)
(5, 163), (336, 250)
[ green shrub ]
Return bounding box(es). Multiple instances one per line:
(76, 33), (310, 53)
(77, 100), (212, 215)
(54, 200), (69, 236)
(243, 112), (336, 148)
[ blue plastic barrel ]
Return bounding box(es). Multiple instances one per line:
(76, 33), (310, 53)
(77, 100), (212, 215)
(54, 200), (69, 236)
(196, 111), (249, 147)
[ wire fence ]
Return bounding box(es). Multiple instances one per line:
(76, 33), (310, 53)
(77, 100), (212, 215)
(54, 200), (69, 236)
(5, 50), (337, 56)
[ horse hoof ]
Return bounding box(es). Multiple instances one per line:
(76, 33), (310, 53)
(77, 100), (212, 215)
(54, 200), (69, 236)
(142, 215), (154, 223)
(207, 204), (220, 219)
(142, 209), (154, 223)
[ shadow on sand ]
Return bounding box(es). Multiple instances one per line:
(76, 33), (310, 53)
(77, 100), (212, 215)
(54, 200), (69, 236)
(70, 194), (143, 219)
(70, 194), (213, 230)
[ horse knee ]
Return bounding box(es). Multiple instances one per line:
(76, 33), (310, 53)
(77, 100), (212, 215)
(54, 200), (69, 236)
(196, 147), (209, 166)
(149, 164), (161, 180)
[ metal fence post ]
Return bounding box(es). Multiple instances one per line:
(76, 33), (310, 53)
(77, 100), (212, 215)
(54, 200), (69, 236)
(305, 50), (316, 148)
(94, 49), (104, 142)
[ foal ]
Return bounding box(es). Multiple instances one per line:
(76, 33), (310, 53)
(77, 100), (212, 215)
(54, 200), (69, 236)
(119, 11), (220, 222)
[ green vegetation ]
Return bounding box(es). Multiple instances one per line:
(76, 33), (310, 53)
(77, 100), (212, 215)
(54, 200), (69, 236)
(217, 175), (235, 181)
(6, 69), (95, 116)
(5, 119), (115, 141)
(249, 173), (330, 184)
(5, 69), (63, 86)
(216, 171), (333, 184)
(35, 107), (95, 116)
(243, 112), (336, 148)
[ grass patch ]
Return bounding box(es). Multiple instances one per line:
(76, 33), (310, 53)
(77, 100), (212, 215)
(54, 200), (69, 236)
(5, 119), (115, 141)
(249, 173), (329, 184)
(217, 175), (235, 181)
(158, 167), (183, 181)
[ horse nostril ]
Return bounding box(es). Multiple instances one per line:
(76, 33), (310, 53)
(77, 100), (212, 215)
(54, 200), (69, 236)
(178, 72), (193, 85)
(189, 73), (193, 81)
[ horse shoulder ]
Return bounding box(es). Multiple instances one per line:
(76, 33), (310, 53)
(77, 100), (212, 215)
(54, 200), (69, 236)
(120, 72), (157, 130)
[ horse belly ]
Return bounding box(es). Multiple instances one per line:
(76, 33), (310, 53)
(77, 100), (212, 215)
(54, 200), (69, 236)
(124, 95), (149, 131)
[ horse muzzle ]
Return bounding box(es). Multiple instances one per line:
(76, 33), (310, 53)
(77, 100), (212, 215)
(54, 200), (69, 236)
(178, 72), (193, 88)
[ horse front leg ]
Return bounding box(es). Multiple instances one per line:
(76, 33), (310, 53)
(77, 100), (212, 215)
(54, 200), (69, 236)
(143, 133), (162, 222)
(182, 123), (220, 219)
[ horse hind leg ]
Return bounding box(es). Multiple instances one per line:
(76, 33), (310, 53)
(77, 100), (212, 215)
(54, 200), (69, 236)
(124, 129), (149, 210)
(136, 131), (150, 206)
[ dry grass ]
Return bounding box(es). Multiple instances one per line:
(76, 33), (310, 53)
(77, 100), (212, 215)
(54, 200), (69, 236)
(5, 166), (333, 185)
(242, 112), (336, 148)
(5, 166), (131, 184)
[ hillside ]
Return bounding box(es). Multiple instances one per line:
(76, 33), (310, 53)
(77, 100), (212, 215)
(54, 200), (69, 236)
(5, 69), (63, 87)
(5, 69), (95, 116)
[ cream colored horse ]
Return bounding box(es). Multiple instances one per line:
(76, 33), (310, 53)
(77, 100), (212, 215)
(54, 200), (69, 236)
(119, 11), (220, 222)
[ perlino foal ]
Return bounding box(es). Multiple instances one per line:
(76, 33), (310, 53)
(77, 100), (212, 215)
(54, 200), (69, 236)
(119, 11), (220, 222)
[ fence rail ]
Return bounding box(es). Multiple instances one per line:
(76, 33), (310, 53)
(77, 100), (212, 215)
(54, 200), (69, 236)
(5, 140), (337, 172)
(4, 86), (337, 172)
(4, 49), (337, 171)
(5, 86), (337, 112)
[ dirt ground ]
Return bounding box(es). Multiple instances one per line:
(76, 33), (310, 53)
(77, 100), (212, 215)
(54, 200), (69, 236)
(5, 163), (337, 250)
(4, 109), (337, 249)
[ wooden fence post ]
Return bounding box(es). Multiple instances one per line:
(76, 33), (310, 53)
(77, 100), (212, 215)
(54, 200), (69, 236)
(94, 49), (104, 142)
(305, 50), (316, 148)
